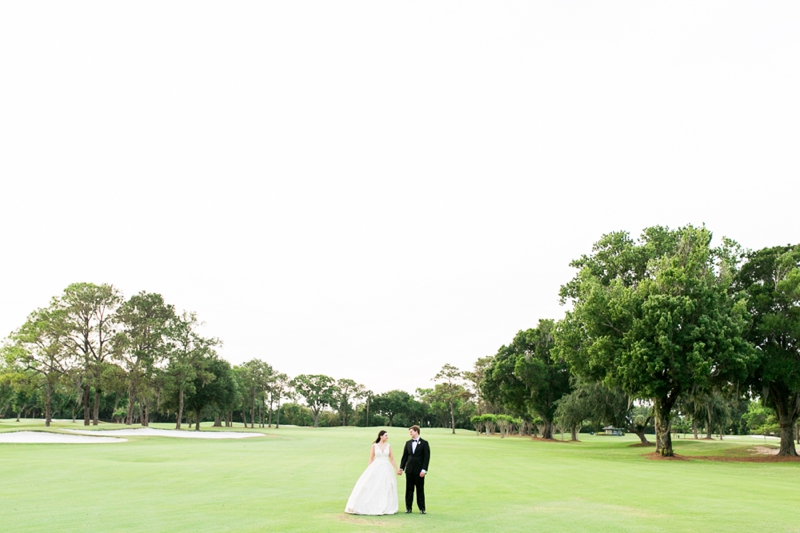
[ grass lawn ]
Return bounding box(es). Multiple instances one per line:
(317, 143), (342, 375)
(1, 420), (798, 532)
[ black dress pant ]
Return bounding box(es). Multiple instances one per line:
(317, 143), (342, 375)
(405, 471), (425, 511)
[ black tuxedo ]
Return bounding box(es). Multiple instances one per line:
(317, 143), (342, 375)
(399, 437), (430, 512)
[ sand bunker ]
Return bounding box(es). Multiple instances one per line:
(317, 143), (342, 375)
(65, 428), (266, 439)
(0, 431), (126, 444)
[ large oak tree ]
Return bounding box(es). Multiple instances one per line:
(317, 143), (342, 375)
(432, 364), (470, 434)
(6, 306), (75, 426)
(183, 355), (236, 431)
(555, 226), (753, 456)
(483, 319), (571, 439)
(735, 244), (800, 456)
(290, 374), (337, 428)
(56, 283), (122, 425)
(115, 292), (175, 426)
(166, 311), (218, 429)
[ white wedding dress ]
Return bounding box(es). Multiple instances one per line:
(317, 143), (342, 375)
(344, 443), (398, 515)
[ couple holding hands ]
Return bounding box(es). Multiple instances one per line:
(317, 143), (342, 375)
(344, 425), (430, 516)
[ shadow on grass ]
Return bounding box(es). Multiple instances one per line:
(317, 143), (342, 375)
(530, 437), (581, 444)
(642, 447), (800, 463)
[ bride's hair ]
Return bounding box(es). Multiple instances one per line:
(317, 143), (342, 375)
(374, 430), (387, 444)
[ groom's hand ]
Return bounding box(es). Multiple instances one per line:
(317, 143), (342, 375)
(419, 472), (426, 478)
(397, 469), (403, 475)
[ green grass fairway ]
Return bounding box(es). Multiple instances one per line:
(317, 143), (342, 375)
(1, 420), (798, 532)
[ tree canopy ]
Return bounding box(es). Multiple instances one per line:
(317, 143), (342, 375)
(735, 244), (800, 455)
(4, 231), (799, 447)
(483, 319), (571, 439)
(555, 225), (753, 455)
(290, 374), (337, 428)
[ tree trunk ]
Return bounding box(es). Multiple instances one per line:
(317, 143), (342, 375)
(365, 399), (369, 427)
(570, 425), (578, 441)
(773, 391), (799, 456)
(92, 388), (101, 425)
(692, 417), (698, 439)
(654, 412), (662, 450)
(450, 402), (456, 435)
(276, 399), (281, 429)
(705, 408), (712, 439)
(541, 419), (553, 440)
(313, 409), (320, 428)
(143, 397), (149, 427)
(778, 413), (798, 456)
(195, 408), (201, 431)
(175, 387), (184, 430)
(126, 382), (136, 426)
(654, 396), (676, 457)
(634, 430), (649, 444)
(213, 414), (222, 427)
(250, 398), (255, 429)
(83, 384), (91, 426)
(268, 399), (274, 428)
(44, 380), (53, 427)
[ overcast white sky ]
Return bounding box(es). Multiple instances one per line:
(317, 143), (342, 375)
(1, 2), (798, 395)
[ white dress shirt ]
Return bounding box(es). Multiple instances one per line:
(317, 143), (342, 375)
(411, 438), (426, 474)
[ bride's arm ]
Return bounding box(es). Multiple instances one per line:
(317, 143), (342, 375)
(368, 444), (375, 466)
(388, 446), (399, 471)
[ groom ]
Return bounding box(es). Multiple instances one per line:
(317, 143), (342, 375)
(398, 425), (430, 514)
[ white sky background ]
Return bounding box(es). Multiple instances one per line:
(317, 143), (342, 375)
(1, 2), (798, 395)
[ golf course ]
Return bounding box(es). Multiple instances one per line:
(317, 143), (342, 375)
(2, 421), (798, 533)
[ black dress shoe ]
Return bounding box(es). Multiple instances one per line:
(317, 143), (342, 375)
(420, 510), (426, 514)
(405, 509), (412, 514)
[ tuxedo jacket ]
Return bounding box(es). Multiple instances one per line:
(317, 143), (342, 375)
(400, 438), (430, 474)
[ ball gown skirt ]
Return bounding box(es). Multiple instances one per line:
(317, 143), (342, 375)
(344, 444), (398, 515)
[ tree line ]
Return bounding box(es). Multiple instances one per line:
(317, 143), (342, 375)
(3, 225), (798, 459)
(0, 284), (478, 431)
(475, 225), (800, 457)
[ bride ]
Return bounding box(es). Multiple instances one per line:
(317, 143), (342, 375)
(345, 430), (401, 515)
